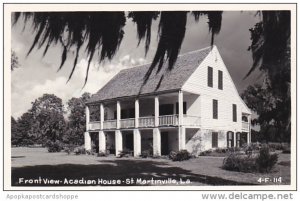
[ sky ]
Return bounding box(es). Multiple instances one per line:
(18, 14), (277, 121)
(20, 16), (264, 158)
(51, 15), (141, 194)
(11, 11), (260, 118)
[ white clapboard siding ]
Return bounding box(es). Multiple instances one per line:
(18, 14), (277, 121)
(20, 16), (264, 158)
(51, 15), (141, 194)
(182, 46), (251, 131)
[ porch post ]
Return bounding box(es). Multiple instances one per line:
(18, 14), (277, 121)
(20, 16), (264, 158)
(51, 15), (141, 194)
(116, 101), (121, 129)
(115, 130), (123, 156)
(99, 131), (106, 152)
(135, 99), (139, 128)
(154, 96), (159, 127)
(178, 90), (183, 125)
(84, 132), (91, 151)
(178, 126), (186, 150)
(100, 103), (104, 130)
(85, 106), (90, 131)
(233, 131), (237, 147)
(133, 129), (141, 157)
(248, 115), (251, 144)
(153, 128), (161, 156)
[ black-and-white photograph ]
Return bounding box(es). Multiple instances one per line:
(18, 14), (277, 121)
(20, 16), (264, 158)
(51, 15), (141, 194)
(4, 3), (296, 190)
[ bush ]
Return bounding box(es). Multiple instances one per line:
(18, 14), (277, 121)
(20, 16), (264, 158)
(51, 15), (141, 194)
(117, 149), (133, 158)
(199, 149), (212, 156)
(282, 145), (291, 154)
(46, 140), (64, 153)
(256, 146), (278, 173)
(215, 148), (228, 153)
(222, 154), (257, 173)
(222, 146), (278, 173)
(140, 150), (152, 158)
(74, 146), (86, 155)
(169, 150), (191, 161)
(97, 151), (108, 157)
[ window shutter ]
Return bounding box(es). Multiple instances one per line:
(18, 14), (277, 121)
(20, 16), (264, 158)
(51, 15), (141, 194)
(233, 104), (237, 122)
(218, 70), (223, 90)
(213, 99), (218, 119)
(207, 67), (213, 87)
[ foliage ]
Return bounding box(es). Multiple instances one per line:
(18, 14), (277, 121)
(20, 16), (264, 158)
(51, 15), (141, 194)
(45, 140), (64, 152)
(169, 150), (191, 161)
(222, 145), (278, 173)
(63, 93), (91, 146)
(13, 11), (222, 86)
(12, 112), (35, 146)
(222, 153), (257, 173)
(74, 146), (86, 155)
(140, 150), (152, 158)
(97, 151), (108, 157)
(117, 148), (133, 158)
(256, 146), (278, 173)
(11, 50), (20, 71)
(282, 146), (291, 154)
(242, 83), (290, 142)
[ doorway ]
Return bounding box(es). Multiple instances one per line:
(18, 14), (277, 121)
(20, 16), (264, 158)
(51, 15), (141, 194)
(161, 132), (169, 155)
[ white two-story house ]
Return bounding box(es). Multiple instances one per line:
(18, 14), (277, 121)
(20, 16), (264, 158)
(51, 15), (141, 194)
(84, 46), (252, 156)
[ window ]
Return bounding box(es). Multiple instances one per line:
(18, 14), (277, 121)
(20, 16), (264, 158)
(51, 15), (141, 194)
(212, 132), (218, 148)
(213, 99), (218, 119)
(236, 132), (241, 147)
(227, 131), (234, 147)
(176, 102), (187, 115)
(207, 67), (213, 87)
(218, 70), (223, 90)
(232, 104), (237, 122)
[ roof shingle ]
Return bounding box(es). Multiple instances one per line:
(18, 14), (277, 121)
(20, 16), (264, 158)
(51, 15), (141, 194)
(87, 46), (212, 104)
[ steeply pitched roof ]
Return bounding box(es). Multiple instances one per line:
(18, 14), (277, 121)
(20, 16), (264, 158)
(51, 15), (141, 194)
(87, 46), (212, 104)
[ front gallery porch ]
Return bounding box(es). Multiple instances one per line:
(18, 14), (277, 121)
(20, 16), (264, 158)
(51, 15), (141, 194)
(85, 91), (201, 156)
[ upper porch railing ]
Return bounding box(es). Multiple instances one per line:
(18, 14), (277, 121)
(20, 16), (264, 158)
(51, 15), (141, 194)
(242, 121), (250, 131)
(88, 115), (201, 130)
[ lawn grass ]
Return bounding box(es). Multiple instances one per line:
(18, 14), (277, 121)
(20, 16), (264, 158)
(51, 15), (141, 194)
(11, 147), (290, 186)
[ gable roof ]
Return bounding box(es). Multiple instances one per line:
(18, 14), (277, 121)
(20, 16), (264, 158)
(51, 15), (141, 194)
(86, 46), (212, 104)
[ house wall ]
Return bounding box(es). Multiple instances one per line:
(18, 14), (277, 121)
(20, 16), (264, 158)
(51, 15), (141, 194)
(185, 128), (227, 155)
(185, 94), (201, 116)
(182, 46), (251, 132)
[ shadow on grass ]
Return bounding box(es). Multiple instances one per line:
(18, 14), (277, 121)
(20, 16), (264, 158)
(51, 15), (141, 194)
(12, 159), (255, 186)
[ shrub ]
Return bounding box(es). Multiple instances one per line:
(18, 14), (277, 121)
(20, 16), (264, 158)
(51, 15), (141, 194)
(97, 151), (108, 157)
(222, 154), (257, 172)
(117, 149), (133, 158)
(46, 140), (64, 153)
(282, 145), (291, 154)
(74, 146), (86, 155)
(199, 149), (212, 156)
(256, 146), (278, 173)
(215, 148), (228, 153)
(140, 150), (152, 158)
(223, 146), (278, 173)
(169, 150), (191, 161)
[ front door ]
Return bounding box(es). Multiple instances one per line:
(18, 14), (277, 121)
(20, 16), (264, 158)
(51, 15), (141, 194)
(125, 133), (133, 151)
(161, 132), (169, 155)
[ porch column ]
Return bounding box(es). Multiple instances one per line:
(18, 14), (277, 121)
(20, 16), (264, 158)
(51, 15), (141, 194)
(98, 131), (106, 152)
(135, 99), (139, 128)
(178, 90), (183, 125)
(85, 106), (90, 131)
(248, 115), (251, 144)
(154, 96), (159, 127)
(116, 101), (121, 129)
(133, 129), (141, 157)
(233, 131), (237, 147)
(153, 128), (161, 156)
(178, 126), (186, 150)
(84, 132), (91, 151)
(115, 130), (123, 156)
(100, 103), (104, 130)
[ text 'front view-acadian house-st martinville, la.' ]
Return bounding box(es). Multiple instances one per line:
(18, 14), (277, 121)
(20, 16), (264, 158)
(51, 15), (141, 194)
(84, 45), (252, 157)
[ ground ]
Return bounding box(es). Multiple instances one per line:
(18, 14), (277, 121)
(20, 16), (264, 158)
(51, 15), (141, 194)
(11, 147), (290, 186)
